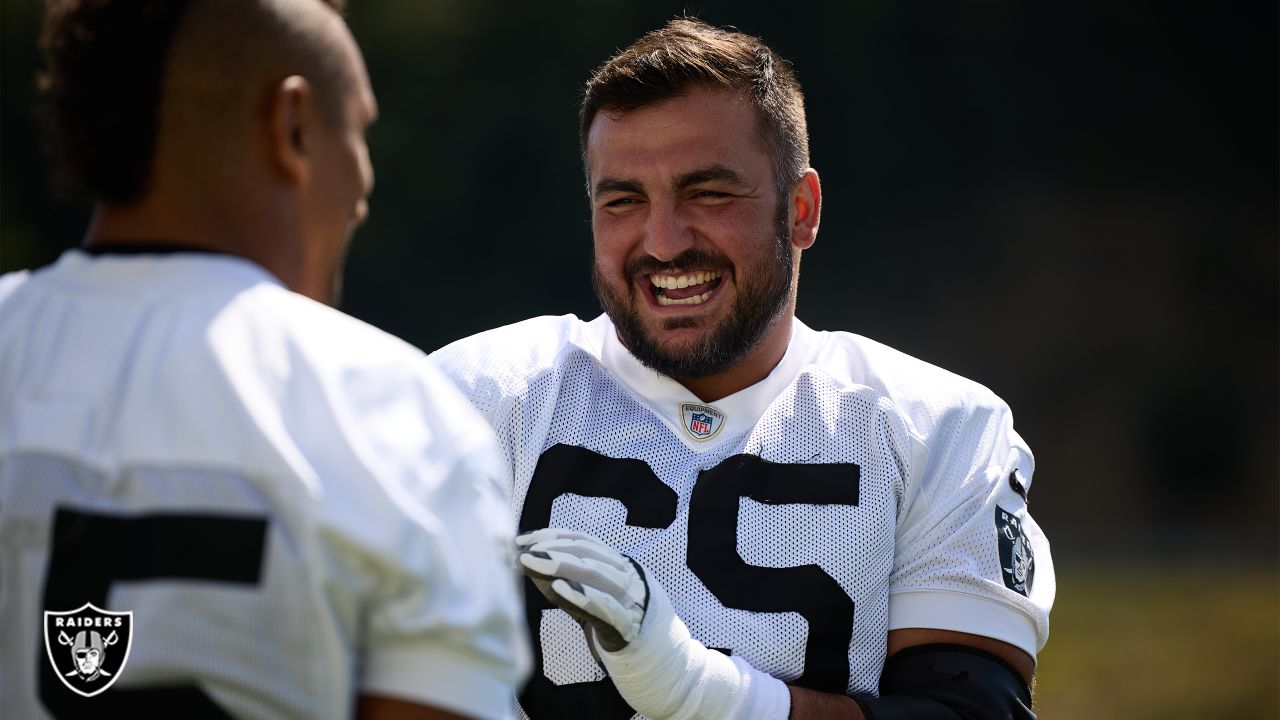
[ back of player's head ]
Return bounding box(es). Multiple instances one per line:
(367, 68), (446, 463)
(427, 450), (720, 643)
(39, 0), (350, 205)
(579, 17), (810, 197)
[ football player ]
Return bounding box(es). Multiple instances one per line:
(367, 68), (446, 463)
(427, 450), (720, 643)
(0, 1), (528, 718)
(429, 17), (1055, 720)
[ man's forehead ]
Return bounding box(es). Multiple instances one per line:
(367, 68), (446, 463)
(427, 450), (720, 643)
(585, 89), (770, 183)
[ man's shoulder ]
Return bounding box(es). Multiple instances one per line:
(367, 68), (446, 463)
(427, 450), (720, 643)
(434, 314), (594, 355)
(165, 279), (499, 483)
(426, 314), (602, 420)
(0, 255), (489, 479)
(810, 329), (1011, 433)
(100, 260), (476, 438)
(239, 282), (424, 365)
(430, 314), (597, 380)
(226, 285), (481, 422)
(0, 269), (29, 307)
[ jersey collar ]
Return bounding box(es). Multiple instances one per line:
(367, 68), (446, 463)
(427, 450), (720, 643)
(591, 314), (824, 451)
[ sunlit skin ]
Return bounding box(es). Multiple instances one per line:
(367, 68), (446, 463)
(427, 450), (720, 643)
(291, 23), (377, 305)
(587, 88), (821, 402)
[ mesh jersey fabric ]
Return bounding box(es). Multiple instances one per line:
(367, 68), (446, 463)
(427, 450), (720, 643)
(0, 250), (530, 720)
(429, 313), (1055, 720)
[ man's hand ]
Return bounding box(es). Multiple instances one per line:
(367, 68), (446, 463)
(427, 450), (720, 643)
(516, 528), (790, 720)
(515, 528), (646, 651)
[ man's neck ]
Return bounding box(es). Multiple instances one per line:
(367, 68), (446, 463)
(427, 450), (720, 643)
(84, 198), (303, 294)
(673, 314), (794, 403)
(86, 199), (225, 251)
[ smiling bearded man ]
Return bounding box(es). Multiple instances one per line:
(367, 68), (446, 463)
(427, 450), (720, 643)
(592, 198), (793, 380)
(430, 16), (1055, 720)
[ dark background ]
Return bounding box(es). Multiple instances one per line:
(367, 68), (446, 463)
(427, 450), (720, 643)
(2, 1), (1277, 714)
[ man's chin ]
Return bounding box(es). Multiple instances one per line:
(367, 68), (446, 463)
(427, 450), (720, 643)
(657, 314), (706, 331)
(625, 326), (730, 379)
(637, 312), (717, 349)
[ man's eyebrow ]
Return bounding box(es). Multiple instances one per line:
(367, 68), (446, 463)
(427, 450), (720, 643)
(593, 166), (750, 198)
(674, 165), (751, 192)
(593, 177), (644, 197)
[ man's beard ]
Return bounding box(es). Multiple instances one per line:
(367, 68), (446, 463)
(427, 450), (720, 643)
(592, 205), (793, 381)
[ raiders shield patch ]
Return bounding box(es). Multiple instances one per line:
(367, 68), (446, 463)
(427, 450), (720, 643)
(44, 603), (133, 697)
(996, 507), (1035, 597)
(679, 402), (725, 442)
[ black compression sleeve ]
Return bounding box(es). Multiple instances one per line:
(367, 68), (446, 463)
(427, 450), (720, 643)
(852, 644), (1035, 720)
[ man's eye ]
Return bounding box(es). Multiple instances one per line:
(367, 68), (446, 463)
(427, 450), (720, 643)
(602, 197), (639, 208)
(693, 190), (731, 199)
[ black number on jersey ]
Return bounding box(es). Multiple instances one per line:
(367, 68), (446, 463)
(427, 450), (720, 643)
(689, 454), (858, 692)
(518, 444), (859, 719)
(519, 444), (679, 718)
(38, 507), (268, 718)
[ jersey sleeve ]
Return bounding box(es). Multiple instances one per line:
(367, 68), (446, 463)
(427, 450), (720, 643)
(887, 391), (1055, 659)
(306, 360), (532, 720)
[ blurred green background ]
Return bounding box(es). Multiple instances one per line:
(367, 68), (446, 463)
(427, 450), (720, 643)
(2, 1), (1276, 717)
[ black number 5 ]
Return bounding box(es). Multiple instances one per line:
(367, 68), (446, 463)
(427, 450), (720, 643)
(688, 454), (857, 692)
(39, 507), (268, 718)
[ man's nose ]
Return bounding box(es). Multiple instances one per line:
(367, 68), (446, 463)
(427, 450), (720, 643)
(642, 202), (694, 262)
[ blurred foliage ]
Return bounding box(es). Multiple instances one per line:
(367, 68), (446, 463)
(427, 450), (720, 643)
(1, 1), (1277, 713)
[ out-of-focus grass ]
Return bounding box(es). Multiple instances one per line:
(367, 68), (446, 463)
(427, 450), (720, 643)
(1035, 559), (1279, 719)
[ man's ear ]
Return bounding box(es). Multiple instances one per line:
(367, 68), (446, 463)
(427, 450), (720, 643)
(789, 168), (821, 250)
(265, 75), (313, 185)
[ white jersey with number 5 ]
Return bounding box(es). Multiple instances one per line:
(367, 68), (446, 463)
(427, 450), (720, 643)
(429, 313), (1055, 720)
(0, 250), (530, 719)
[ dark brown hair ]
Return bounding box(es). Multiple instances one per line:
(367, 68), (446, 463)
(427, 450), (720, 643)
(579, 17), (810, 197)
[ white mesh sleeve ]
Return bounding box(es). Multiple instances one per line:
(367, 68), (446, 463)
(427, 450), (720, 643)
(888, 394), (1054, 658)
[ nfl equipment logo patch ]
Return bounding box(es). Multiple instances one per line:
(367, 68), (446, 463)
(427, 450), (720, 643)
(679, 402), (725, 442)
(996, 507), (1035, 597)
(44, 603), (133, 697)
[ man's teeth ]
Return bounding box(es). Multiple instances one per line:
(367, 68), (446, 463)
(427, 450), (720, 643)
(656, 291), (713, 306)
(650, 270), (722, 290)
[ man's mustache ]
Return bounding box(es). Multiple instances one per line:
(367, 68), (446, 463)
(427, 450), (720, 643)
(623, 249), (732, 278)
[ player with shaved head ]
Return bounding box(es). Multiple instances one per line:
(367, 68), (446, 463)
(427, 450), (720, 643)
(43, 0), (374, 303)
(0, 1), (528, 718)
(430, 17), (1055, 720)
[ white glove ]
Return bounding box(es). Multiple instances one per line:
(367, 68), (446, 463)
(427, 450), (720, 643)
(516, 528), (791, 720)
(516, 527), (647, 650)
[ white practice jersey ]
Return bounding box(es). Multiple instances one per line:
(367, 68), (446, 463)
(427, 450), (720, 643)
(429, 313), (1055, 719)
(0, 250), (530, 720)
